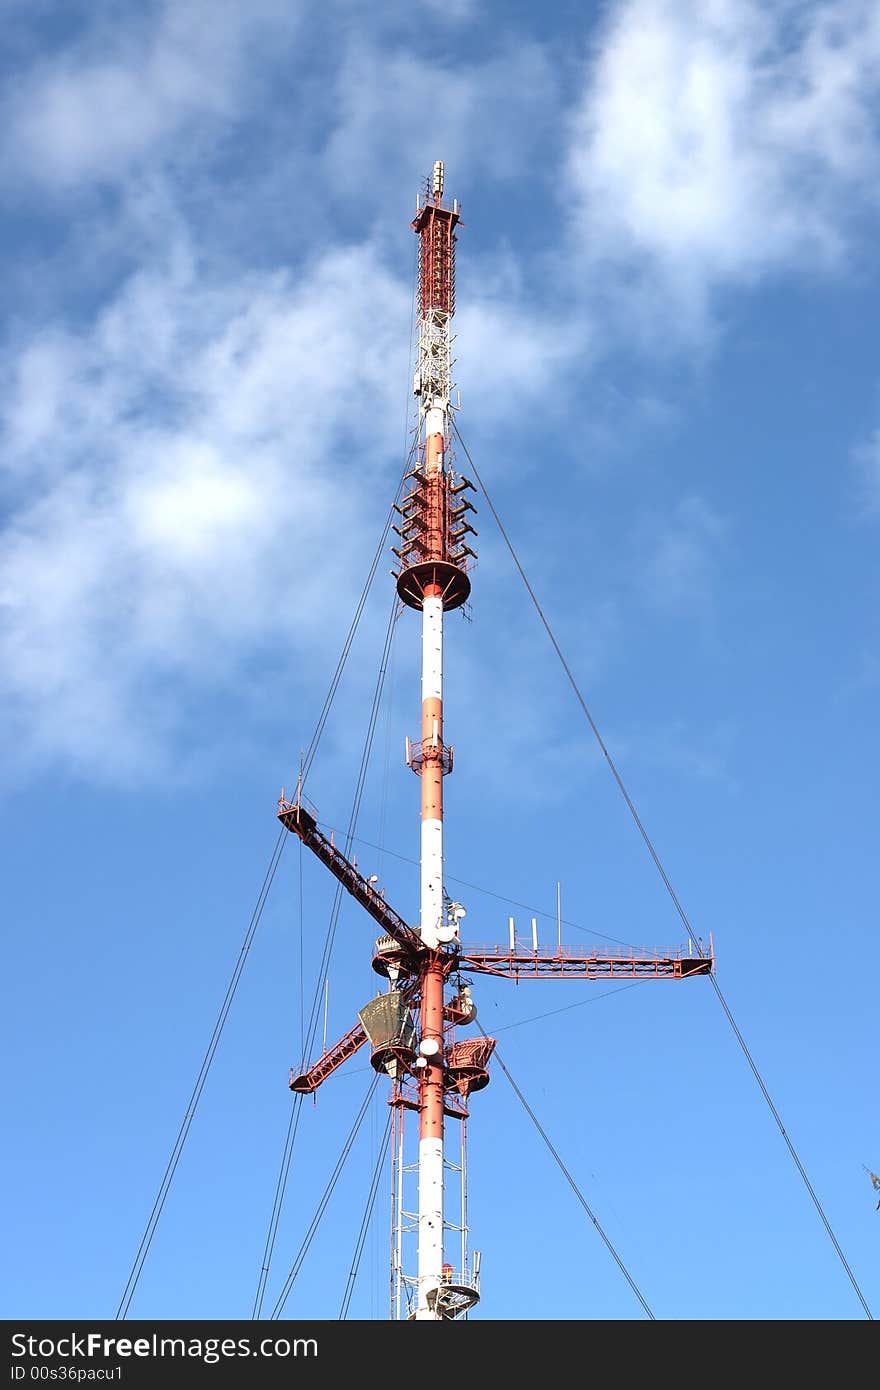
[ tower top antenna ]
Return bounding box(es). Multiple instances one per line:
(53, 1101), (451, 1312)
(432, 160), (444, 201)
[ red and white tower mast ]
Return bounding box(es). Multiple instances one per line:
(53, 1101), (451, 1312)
(278, 160), (712, 1322)
(396, 160), (473, 1318)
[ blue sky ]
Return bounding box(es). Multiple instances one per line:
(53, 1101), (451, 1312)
(2, 0), (878, 1322)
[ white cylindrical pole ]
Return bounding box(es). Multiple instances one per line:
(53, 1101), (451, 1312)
(416, 588), (445, 1318)
(419, 595), (444, 950)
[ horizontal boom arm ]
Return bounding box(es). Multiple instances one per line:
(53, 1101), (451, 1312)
(460, 941), (713, 980)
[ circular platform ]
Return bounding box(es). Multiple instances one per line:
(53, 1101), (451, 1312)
(396, 560), (471, 612)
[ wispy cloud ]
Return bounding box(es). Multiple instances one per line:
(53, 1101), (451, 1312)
(2, 0), (301, 188)
(566, 0), (880, 331)
(0, 238), (413, 780)
(0, 226), (573, 782)
(1, 0), (874, 788)
(322, 37), (557, 200)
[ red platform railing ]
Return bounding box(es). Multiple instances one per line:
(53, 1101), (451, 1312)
(460, 938), (714, 980)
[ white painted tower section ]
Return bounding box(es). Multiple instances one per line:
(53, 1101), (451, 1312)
(416, 1136), (444, 1317)
(416, 588), (444, 1317)
(419, 593), (444, 952)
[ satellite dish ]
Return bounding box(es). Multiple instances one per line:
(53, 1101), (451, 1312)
(436, 923), (458, 944)
(419, 1037), (440, 1057)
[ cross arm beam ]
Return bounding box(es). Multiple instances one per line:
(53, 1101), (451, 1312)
(278, 796), (422, 954)
(289, 1023), (368, 1094)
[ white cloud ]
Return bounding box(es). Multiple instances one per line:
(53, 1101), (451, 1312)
(0, 239), (414, 780)
(5, 0), (870, 792)
(0, 211), (578, 783)
(2, 333), (82, 472)
(322, 38), (556, 200)
(567, 0), (880, 327)
(456, 296), (583, 433)
(2, 0), (301, 186)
